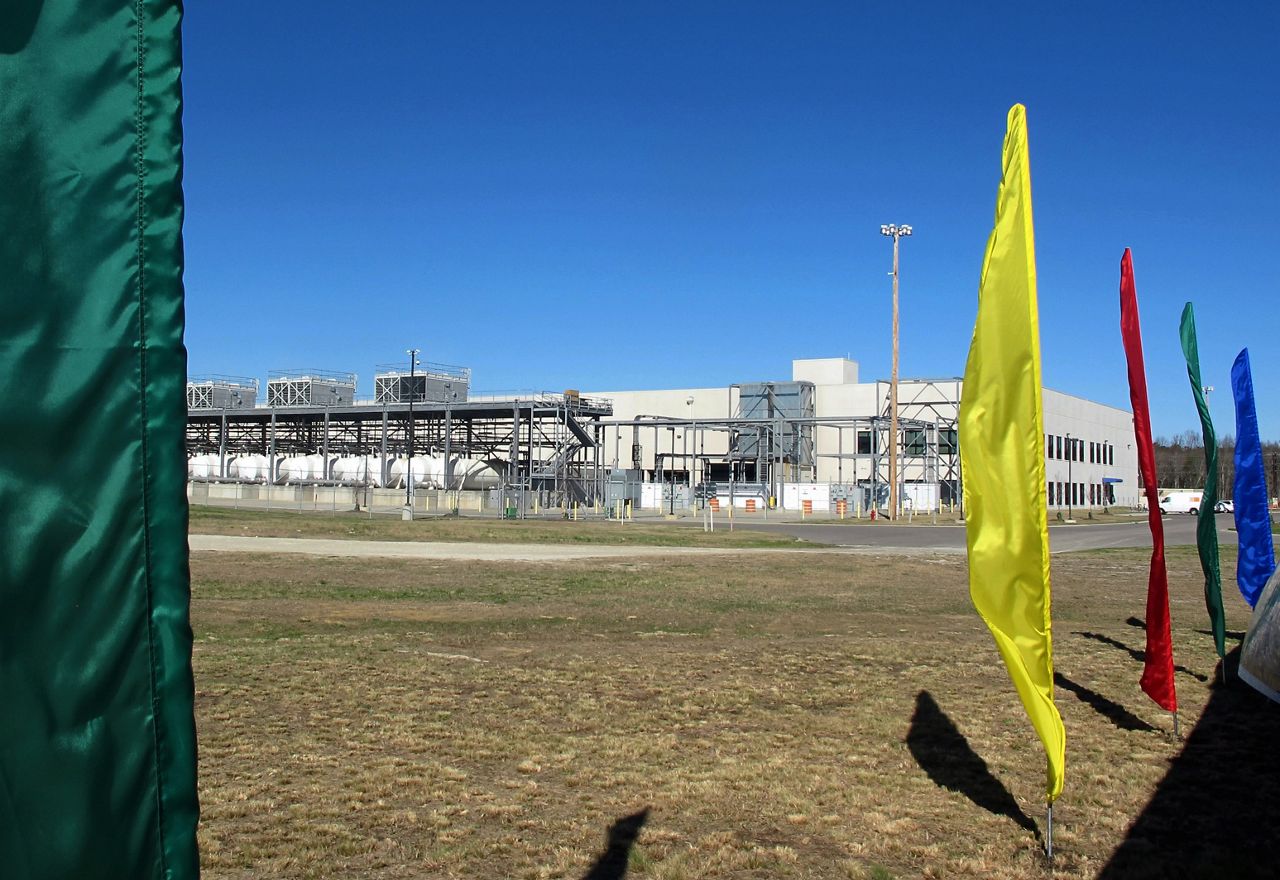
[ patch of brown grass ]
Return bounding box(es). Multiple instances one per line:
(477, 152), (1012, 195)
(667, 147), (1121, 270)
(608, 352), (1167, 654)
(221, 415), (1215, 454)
(189, 506), (810, 549)
(192, 546), (1266, 879)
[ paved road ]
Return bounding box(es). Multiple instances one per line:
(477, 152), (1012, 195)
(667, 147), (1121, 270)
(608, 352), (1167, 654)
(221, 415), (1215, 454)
(190, 514), (1242, 561)
(719, 513), (1239, 553)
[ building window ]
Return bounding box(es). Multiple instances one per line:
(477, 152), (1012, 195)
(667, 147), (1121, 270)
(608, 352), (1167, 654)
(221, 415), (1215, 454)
(941, 429), (958, 454)
(1047, 434), (1053, 459)
(857, 430), (871, 455)
(1109, 445), (1114, 466)
(1056, 436), (1062, 459)
(905, 428), (926, 455)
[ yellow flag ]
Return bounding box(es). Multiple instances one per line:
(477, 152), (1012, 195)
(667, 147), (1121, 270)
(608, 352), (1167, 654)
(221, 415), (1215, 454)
(959, 104), (1065, 803)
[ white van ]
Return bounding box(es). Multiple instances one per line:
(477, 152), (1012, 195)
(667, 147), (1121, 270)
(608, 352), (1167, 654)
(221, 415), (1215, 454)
(1159, 491), (1203, 515)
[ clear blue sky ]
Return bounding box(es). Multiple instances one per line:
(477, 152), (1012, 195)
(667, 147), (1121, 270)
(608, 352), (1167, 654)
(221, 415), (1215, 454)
(182, 2), (1280, 439)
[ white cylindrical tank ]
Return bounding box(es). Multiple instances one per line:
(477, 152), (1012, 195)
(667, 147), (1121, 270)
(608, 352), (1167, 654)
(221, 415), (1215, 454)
(333, 455), (384, 487)
(423, 455), (446, 489)
(305, 453), (329, 481)
(446, 457), (501, 491)
(388, 457), (433, 489)
(187, 453), (220, 479)
(276, 455), (324, 484)
(229, 454), (269, 481)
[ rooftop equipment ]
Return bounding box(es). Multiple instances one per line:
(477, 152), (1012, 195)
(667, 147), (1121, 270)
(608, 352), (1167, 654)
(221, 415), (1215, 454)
(734, 380), (816, 468)
(186, 375), (258, 410)
(266, 369), (356, 408)
(374, 361), (470, 404)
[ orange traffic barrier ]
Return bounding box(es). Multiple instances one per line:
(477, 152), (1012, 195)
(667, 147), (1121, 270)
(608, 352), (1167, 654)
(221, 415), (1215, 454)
(802, 499), (813, 515)
(709, 497), (720, 511)
(745, 499), (757, 512)
(836, 500), (848, 517)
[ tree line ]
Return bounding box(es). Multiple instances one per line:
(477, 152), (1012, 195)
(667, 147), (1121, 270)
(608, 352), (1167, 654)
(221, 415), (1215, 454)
(1151, 432), (1280, 500)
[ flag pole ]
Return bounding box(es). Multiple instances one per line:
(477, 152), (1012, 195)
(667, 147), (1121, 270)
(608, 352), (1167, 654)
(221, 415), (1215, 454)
(1172, 710), (1179, 738)
(1046, 802), (1054, 861)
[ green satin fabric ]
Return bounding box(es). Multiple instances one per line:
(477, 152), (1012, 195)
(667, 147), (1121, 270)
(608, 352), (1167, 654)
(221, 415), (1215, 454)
(1179, 303), (1227, 660)
(0, 2), (199, 878)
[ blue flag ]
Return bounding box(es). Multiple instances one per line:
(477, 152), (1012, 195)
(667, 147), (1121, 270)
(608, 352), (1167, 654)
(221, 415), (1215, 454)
(1231, 349), (1276, 607)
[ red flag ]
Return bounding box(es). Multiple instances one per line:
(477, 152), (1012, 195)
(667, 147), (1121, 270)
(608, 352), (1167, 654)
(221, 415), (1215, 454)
(1119, 249), (1177, 712)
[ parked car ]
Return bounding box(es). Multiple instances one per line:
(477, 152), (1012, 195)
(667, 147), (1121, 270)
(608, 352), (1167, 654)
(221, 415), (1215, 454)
(1215, 499), (1235, 513)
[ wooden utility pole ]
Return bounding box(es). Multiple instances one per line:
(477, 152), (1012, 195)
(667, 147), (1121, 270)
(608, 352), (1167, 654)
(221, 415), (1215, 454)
(881, 224), (912, 520)
(890, 233), (900, 521)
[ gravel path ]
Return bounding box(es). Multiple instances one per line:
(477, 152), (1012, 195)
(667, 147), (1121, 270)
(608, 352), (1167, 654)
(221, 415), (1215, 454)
(188, 533), (758, 562)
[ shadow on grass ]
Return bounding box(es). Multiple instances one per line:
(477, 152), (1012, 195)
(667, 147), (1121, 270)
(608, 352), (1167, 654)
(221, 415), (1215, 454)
(1126, 614), (1247, 643)
(582, 808), (649, 880)
(1075, 629), (1209, 682)
(1053, 672), (1156, 732)
(906, 691), (1038, 835)
(1101, 649), (1280, 879)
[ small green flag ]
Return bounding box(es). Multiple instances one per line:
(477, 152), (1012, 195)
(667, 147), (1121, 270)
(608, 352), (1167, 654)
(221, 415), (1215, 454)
(1179, 303), (1227, 659)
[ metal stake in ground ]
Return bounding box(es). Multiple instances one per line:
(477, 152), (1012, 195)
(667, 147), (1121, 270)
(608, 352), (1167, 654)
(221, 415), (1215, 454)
(1046, 801), (1054, 861)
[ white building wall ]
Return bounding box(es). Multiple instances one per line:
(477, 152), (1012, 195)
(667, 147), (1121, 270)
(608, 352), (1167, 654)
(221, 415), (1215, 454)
(1042, 389), (1140, 509)
(810, 382), (878, 484)
(793, 357), (860, 386)
(593, 386), (738, 472)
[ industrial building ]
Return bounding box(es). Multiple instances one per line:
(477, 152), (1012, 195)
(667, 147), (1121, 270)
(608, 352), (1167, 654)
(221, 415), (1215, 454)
(588, 357), (1139, 513)
(185, 355), (1138, 515)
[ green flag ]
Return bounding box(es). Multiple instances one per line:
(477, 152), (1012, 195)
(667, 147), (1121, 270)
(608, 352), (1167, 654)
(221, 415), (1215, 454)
(0, 2), (198, 877)
(1179, 303), (1227, 659)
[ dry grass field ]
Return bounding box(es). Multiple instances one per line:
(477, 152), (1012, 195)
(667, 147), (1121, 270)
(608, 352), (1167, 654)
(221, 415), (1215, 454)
(190, 530), (1279, 879)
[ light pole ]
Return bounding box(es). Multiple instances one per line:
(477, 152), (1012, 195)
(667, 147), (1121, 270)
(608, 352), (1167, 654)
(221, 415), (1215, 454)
(404, 348), (420, 516)
(686, 396), (694, 500)
(881, 223), (912, 520)
(669, 427), (677, 516)
(1066, 432), (1073, 521)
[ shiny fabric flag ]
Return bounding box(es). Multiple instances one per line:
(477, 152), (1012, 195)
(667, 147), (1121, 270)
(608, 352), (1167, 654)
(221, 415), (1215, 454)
(0, 2), (199, 878)
(1179, 303), (1227, 659)
(1231, 349), (1275, 608)
(960, 104), (1065, 804)
(1118, 250), (1177, 712)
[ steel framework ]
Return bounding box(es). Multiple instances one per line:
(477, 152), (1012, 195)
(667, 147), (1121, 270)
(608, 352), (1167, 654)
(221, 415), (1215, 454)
(875, 378), (962, 510)
(186, 393), (613, 507)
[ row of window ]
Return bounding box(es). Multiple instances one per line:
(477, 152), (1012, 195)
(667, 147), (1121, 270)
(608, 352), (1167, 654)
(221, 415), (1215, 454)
(1046, 434), (1115, 466)
(1047, 480), (1115, 507)
(845, 428), (1110, 464)
(854, 428), (961, 456)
